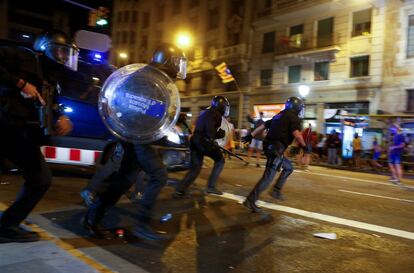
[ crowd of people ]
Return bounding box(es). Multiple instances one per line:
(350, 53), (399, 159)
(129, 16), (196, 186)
(232, 120), (413, 183)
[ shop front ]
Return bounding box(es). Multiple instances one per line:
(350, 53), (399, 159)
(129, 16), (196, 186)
(323, 102), (370, 135)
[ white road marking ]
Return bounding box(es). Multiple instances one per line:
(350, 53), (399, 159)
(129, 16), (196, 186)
(221, 192), (414, 241)
(338, 189), (414, 203)
(294, 169), (414, 189)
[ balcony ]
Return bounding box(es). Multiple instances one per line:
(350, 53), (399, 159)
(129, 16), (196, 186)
(209, 43), (249, 61)
(275, 32), (341, 56)
(275, 0), (314, 10)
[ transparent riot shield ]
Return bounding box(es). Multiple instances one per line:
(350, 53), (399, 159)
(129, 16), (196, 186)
(98, 63), (180, 143)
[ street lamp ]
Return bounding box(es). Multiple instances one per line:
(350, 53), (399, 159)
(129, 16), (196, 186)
(119, 52), (128, 59)
(298, 84), (310, 99)
(175, 32), (192, 49)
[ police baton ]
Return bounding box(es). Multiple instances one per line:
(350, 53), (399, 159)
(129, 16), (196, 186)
(218, 145), (248, 164)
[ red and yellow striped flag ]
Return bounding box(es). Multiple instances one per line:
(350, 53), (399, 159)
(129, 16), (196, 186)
(215, 62), (235, 83)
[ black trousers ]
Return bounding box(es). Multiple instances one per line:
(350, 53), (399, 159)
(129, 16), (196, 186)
(176, 137), (225, 192)
(0, 118), (52, 229)
(247, 152), (293, 203)
(88, 142), (167, 225)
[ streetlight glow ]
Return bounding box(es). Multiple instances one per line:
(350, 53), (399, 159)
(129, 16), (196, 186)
(119, 52), (128, 59)
(176, 32), (192, 48)
(298, 85), (310, 98)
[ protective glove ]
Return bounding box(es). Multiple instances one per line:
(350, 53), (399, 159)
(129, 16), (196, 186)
(242, 133), (253, 144)
(215, 128), (225, 139)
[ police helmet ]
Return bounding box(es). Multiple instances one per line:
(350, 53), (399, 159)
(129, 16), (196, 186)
(33, 30), (79, 71)
(151, 43), (187, 79)
(211, 95), (230, 116)
(285, 96), (305, 117)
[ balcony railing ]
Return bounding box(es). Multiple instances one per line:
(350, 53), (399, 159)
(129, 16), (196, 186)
(275, 32), (340, 56)
(275, 0), (313, 10)
(210, 43), (248, 60)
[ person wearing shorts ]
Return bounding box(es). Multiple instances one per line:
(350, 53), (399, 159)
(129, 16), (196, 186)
(388, 126), (405, 184)
(246, 112), (265, 167)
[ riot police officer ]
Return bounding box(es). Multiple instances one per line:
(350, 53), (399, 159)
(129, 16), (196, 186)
(242, 97), (308, 213)
(173, 96), (230, 198)
(0, 30), (75, 242)
(80, 43), (187, 241)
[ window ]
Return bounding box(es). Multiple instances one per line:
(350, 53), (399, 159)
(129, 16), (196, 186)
(142, 12), (150, 28)
(314, 62), (329, 81)
(123, 10), (129, 23)
(350, 56), (369, 77)
(117, 11), (122, 24)
(317, 17), (334, 47)
(157, 4), (165, 22)
(190, 15), (199, 31)
(131, 11), (138, 23)
(190, 0), (199, 8)
(288, 65), (301, 83)
(230, 0), (244, 17)
(407, 90), (414, 111)
(130, 32), (136, 44)
(122, 31), (128, 44)
(116, 32), (121, 44)
(290, 24), (304, 35)
(260, 69), (273, 86)
(262, 31), (275, 53)
(208, 7), (219, 29)
(173, 0), (181, 14)
(141, 35), (148, 48)
(352, 9), (371, 37)
(204, 40), (216, 57)
(407, 15), (414, 58)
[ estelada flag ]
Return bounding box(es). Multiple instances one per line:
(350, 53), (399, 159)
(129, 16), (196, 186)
(215, 62), (235, 83)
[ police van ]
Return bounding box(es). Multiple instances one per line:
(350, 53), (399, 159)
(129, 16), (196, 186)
(0, 36), (190, 174)
(42, 59), (116, 170)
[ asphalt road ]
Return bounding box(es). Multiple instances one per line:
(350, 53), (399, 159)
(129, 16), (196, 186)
(1, 159), (414, 273)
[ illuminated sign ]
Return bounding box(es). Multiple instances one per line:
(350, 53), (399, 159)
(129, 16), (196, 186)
(253, 104), (285, 120)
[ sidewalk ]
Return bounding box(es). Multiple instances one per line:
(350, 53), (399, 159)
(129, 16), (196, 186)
(0, 205), (114, 273)
(234, 149), (414, 179)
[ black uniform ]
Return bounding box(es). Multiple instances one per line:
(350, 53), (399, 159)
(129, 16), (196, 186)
(81, 42), (188, 241)
(0, 46), (61, 242)
(245, 109), (301, 207)
(81, 137), (182, 240)
(175, 107), (225, 195)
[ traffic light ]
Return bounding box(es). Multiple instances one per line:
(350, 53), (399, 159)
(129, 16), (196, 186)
(96, 6), (109, 26)
(88, 7), (109, 27)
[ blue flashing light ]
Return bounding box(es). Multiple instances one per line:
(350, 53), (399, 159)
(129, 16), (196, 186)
(63, 107), (73, 113)
(90, 52), (103, 62)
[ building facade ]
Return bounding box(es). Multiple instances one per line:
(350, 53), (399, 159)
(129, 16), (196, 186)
(110, 0), (254, 128)
(110, 0), (414, 132)
(0, 0), (72, 45)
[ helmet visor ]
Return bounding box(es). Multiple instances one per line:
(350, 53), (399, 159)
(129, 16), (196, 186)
(224, 105), (230, 117)
(44, 44), (79, 71)
(172, 56), (187, 79)
(298, 104), (305, 118)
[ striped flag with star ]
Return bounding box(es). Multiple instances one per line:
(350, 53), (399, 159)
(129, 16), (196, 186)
(215, 62), (235, 83)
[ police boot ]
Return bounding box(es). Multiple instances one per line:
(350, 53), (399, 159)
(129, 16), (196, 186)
(0, 226), (40, 243)
(269, 189), (284, 201)
(242, 198), (262, 213)
(81, 207), (112, 239)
